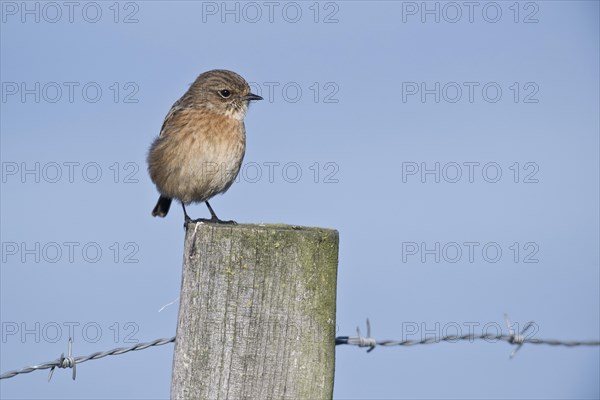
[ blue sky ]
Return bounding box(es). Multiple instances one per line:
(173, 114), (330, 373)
(1, 1), (599, 399)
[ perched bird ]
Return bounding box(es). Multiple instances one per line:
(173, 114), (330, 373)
(147, 69), (262, 224)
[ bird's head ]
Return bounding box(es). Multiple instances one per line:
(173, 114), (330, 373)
(189, 69), (263, 120)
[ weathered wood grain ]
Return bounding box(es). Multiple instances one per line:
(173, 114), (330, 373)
(171, 223), (339, 400)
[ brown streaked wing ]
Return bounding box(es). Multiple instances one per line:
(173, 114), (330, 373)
(159, 99), (190, 137)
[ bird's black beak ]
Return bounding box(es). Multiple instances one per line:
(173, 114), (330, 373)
(244, 93), (263, 101)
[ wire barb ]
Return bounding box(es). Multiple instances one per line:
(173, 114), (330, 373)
(505, 313), (536, 358)
(355, 318), (377, 352)
(48, 337), (76, 382)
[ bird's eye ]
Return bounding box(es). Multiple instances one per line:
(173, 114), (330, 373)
(219, 90), (232, 98)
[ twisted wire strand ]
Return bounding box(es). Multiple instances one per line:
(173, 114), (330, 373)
(335, 333), (600, 348)
(2, 317), (599, 381)
(0, 337), (176, 380)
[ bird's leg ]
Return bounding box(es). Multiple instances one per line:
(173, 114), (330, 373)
(182, 203), (192, 228)
(185, 201), (237, 225)
(203, 201), (236, 225)
(205, 201), (218, 220)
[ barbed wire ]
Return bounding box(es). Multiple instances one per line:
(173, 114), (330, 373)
(1, 315), (598, 381)
(0, 337), (175, 381)
(336, 315), (600, 359)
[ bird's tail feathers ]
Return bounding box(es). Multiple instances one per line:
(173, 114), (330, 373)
(152, 196), (172, 217)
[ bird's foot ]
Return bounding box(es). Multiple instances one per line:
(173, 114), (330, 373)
(192, 217), (237, 225)
(183, 214), (193, 230)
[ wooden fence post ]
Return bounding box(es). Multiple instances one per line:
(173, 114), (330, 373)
(170, 223), (339, 399)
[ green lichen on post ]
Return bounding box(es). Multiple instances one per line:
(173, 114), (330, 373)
(172, 222), (339, 400)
